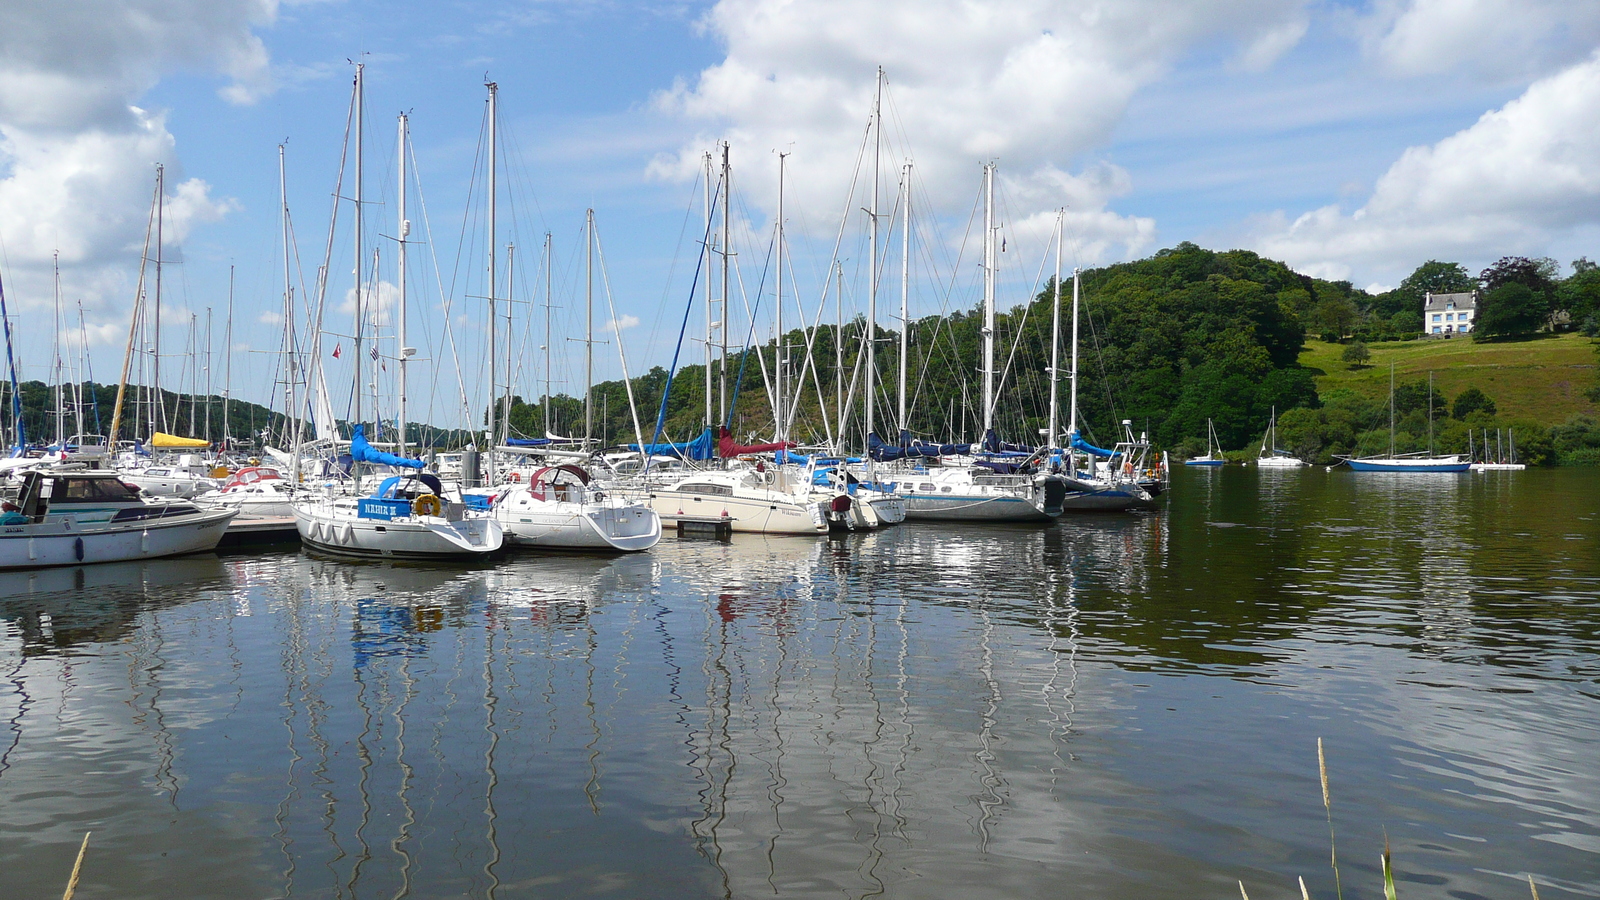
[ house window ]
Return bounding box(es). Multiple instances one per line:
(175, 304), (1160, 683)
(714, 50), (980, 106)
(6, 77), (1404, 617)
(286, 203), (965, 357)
(1432, 314), (1442, 322)
(1432, 326), (1442, 333)
(1445, 313), (1453, 321)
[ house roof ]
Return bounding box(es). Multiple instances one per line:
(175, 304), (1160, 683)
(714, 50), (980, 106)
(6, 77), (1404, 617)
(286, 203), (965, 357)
(1424, 291), (1476, 313)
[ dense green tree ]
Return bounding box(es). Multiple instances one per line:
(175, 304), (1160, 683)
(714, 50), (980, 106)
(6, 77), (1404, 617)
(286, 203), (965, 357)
(1452, 387), (1496, 419)
(1341, 340), (1370, 365)
(1392, 379), (1447, 419)
(1474, 282), (1550, 340)
(1556, 267), (1600, 326)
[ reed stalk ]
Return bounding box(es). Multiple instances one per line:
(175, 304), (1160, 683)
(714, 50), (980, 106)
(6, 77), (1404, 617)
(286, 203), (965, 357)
(1319, 737), (1343, 900)
(1381, 830), (1397, 900)
(1529, 875), (1541, 900)
(62, 831), (90, 900)
(1238, 879), (1251, 900)
(1299, 875), (1311, 900)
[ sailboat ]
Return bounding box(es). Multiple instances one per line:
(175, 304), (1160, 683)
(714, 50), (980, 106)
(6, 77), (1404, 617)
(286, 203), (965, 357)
(292, 67), (504, 559)
(1343, 366), (1468, 473)
(1470, 428), (1526, 471)
(465, 87), (660, 549)
(1048, 228), (1159, 511)
(1185, 419), (1225, 466)
(862, 162), (1066, 522)
(1256, 407), (1306, 467)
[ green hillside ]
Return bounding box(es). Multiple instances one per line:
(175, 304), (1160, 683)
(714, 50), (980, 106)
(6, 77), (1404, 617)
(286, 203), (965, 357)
(1300, 333), (1599, 424)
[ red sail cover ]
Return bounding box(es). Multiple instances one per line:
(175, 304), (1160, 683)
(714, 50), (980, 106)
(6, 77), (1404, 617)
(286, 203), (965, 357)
(718, 427), (795, 457)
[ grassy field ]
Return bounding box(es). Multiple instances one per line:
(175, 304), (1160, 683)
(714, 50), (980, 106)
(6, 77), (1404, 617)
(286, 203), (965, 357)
(1300, 332), (1599, 424)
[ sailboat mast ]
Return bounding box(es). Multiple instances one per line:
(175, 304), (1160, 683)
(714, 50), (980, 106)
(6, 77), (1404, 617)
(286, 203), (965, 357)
(585, 207), (594, 445)
(504, 242), (514, 442)
(351, 63), (364, 445)
(899, 161), (911, 435)
(224, 264), (233, 446)
(981, 162), (995, 438)
(866, 66), (881, 450)
(775, 152), (787, 441)
(52, 252), (62, 447)
(278, 143), (298, 455)
(154, 162), (164, 435)
(543, 231), (552, 437)
(720, 142), (730, 425)
(397, 112), (410, 459)
(1069, 267), (1080, 438)
(486, 81), (498, 479)
(836, 261), (844, 446)
(1389, 360), (1396, 457)
(1047, 211), (1062, 450)
(703, 150), (714, 429)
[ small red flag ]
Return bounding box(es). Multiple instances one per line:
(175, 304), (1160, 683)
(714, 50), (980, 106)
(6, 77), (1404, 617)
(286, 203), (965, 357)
(332, 343), (342, 359)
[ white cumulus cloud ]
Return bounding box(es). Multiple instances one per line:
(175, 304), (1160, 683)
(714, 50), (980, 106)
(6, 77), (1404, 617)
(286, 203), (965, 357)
(649, 0), (1310, 264)
(605, 313), (641, 333)
(1248, 51), (1600, 283)
(0, 0), (275, 337)
(1359, 0), (1600, 82)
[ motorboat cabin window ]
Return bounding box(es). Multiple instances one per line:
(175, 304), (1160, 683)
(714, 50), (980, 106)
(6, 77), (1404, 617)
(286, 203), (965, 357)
(680, 483), (733, 497)
(940, 486), (953, 493)
(919, 483), (936, 492)
(55, 478), (144, 502)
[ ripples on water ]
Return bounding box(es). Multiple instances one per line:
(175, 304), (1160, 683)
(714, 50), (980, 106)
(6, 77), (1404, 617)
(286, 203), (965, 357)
(1, 469), (1597, 898)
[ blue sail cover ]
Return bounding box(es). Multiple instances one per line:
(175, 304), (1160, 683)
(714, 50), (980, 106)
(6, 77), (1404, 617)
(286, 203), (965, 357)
(1069, 433), (1117, 458)
(981, 429), (1035, 454)
(505, 437), (551, 447)
(867, 430), (973, 462)
(350, 425), (425, 469)
(628, 427), (715, 461)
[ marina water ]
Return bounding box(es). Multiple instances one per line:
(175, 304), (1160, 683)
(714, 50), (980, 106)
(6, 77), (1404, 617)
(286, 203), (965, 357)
(3, 467), (1597, 898)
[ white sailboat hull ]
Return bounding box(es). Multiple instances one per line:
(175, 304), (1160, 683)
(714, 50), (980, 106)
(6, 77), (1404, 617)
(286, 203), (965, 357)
(645, 490), (828, 535)
(293, 500), (503, 559)
(497, 498), (661, 551)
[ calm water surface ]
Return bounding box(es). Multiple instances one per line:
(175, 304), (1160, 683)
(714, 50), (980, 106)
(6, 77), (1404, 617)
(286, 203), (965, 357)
(2, 468), (1598, 899)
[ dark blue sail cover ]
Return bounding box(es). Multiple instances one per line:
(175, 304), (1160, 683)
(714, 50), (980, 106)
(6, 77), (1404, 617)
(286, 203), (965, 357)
(867, 430), (973, 462)
(980, 429), (1036, 454)
(350, 425), (425, 469)
(628, 427), (715, 461)
(504, 437), (551, 447)
(1069, 433), (1117, 458)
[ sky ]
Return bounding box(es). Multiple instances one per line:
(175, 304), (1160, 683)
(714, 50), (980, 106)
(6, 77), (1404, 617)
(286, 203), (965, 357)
(3, 0), (1600, 432)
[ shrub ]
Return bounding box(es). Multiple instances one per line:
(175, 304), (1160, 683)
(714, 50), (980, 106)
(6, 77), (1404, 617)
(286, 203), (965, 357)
(1451, 387), (1496, 420)
(1340, 341), (1370, 365)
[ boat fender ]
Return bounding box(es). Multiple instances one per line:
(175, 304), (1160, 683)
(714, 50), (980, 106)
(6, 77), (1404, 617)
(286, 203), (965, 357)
(341, 524), (354, 544)
(509, 472), (521, 483)
(74, 537), (84, 562)
(413, 494), (444, 517)
(141, 530), (150, 554)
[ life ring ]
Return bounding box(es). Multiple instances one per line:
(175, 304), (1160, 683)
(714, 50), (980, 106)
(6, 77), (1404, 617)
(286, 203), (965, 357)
(509, 471), (522, 483)
(413, 494), (444, 517)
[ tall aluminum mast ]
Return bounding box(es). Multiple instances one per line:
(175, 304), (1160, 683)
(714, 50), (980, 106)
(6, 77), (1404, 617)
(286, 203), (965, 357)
(775, 151), (787, 441)
(396, 112), (410, 458)
(584, 208), (594, 445)
(703, 150), (714, 429)
(865, 66), (881, 451)
(154, 162), (165, 434)
(719, 142), (730, 425)
(485, 81), (498, 480)
(898, 161), (911, 436)
(1047, 210), (1062, 449)
(351, 63), (364, 448)
(981, 161), (995, 438)
(1069, 266), (1081, 439)
(543, 231), (553, 437)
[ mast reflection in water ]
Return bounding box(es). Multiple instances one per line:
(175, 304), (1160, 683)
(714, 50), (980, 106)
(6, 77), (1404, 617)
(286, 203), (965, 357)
(1, 468), (1598, 899)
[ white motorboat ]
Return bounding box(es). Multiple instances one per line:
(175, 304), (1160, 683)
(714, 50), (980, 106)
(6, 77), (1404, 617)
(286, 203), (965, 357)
(120, 454), (221, 498)
(293, 471), (504, 560)
(0, 469), (235, 570)
(485, 465), (660, 551)
(194, 466), (296, 517)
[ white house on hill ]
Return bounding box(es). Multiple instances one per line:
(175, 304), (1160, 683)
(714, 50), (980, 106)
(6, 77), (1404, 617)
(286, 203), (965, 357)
(1424, 291), (1476, 337)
